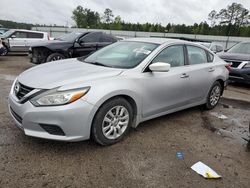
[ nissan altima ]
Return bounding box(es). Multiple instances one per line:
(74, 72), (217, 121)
(8, 38), (229, 145)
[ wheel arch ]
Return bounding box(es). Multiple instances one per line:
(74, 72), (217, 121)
(91, 93), (140, 128)
(216, 79), (225, 95)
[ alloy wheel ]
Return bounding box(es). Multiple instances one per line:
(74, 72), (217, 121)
(102, 105), (129, 140)
(210, 85), (221, 106)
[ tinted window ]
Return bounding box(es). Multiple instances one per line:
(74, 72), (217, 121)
(82, 33), (102, 43)
(152, 45), (185, 67)
(228, 42), (250, 54)
(14, 32), (28, 38)
(187, 46), (208, 65)
(56, 32), (85, 42)
(100, 34), (115, 42)
(27, 32), (43, 39)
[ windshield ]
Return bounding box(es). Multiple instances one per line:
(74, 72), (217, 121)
(228, 42), (250, 54)
(1, 30), (14, 38)
(82, 41), (159, 69)
(55, 32), (84, 42)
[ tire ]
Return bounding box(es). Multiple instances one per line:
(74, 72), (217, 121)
(205, 81), (222, 110)
(91, 97), (133, 146)
(1, 46), (8, 56)
(46, 53), (65, 62)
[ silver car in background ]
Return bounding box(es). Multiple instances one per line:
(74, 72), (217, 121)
(1, 29), (49, 55)
(8, 38), (229, 145)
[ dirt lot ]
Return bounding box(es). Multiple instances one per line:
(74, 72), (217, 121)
(0, 55), (250, 188)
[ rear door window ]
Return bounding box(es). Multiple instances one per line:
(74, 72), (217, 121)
(187, 46), (208, 65)
(100, 34), (115, 42)
(82, 33), (102, 43)
(27, 32), (43, 39)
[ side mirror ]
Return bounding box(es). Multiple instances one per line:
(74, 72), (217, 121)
(11, 35), (16, 39)
(149, 62), (171, 72)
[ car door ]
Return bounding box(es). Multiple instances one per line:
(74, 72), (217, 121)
(141, 45), (190, 118)
(73, 32), (102, 57)
(8, 31), (27, 52)
(184, 45), (215, 104)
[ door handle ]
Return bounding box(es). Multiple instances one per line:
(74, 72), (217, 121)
(180, 73), (189, 78)
(208, 68), (215, 72)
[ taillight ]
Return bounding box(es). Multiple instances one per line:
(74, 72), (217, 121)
(225, 63), (231, 71)
(47, 35), (50, 40)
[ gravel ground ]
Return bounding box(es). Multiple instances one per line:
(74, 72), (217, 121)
(0, 55), (249, 188)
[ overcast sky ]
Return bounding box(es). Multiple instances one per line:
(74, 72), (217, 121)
(0, 0), (249, 26)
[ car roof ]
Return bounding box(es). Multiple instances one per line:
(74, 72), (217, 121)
(10, 29), (47, 34)
(124, 37), (192, 45)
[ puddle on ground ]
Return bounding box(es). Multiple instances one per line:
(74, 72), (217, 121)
(203, 100), (250, 149)
(0, 74), (16, 81)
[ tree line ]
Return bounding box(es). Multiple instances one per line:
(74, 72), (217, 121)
(0, 3), (249, 37)
(72, 3), (250, 37)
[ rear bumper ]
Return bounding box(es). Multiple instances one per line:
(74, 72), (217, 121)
(8, 92), (98, 142)
(229, 68), (250, 84)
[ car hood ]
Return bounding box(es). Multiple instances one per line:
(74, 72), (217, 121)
(18, 58), (123, 89)
(218, 52), (250, 61)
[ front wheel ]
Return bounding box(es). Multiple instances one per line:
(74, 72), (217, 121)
(1, 46), (8, 56)
(205, 81), (222, 110)
(91, 97), (133, 146)
(46, 53), (65, 62)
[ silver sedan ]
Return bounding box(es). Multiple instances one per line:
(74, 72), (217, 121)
(8, 38), (229, 145)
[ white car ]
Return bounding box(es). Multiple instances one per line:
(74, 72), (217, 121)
(1, 29), (50, 55)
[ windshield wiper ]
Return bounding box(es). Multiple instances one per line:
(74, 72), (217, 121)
(84, 61), (111, 68)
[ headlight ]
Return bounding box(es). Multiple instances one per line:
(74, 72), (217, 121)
(243, 62), (250, 68)
(30, 87), (90, 106)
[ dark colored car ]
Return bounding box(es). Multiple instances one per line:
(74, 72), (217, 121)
(29, 31), (117, 64)
(219, 42), (250, 84)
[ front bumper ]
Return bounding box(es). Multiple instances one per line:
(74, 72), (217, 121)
(8, 93), (98, 142)
(229, 68), (250, 84)
(0, 47), (4, 54)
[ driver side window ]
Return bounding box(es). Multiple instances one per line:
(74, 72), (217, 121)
(152, 45), (185, 67)
(80, 33), (101, 43)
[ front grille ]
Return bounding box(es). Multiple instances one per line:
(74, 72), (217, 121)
(10, 107), (23, 124)
(225, 60), (242, 68)
(15, 83), (34, 100)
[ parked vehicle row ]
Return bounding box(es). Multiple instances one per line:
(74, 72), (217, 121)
(219, 42), (250, 84)
(198, 42), (224, 54)
(29, 31), (117, 64)
(8, 38), (229, 145)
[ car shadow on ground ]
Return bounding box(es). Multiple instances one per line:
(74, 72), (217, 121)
(229, 82), (250, 89)
(23, 105), (203, 150)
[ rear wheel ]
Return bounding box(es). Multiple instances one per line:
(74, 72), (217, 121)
(91, 97), (133, 146)
(205, 81), (222, 110)
(46, 53), (65, 62)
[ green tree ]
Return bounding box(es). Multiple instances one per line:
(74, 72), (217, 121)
(103, 8), (114, 24)
(72, 6), (100, 28)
